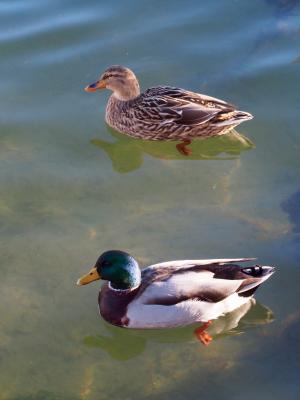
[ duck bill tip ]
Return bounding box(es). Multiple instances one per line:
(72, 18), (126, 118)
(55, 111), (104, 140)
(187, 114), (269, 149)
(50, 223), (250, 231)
(84, 80), (106, 92)
(84, 85), (98, 93)
(76, 266), (101, 286)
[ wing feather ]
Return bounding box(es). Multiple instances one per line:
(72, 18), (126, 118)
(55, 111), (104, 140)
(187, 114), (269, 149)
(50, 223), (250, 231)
(146, 258), (256, 270)
(136, 259), (257, 306)
(134, 86), (238, 127)
(138, 270), (243, 305)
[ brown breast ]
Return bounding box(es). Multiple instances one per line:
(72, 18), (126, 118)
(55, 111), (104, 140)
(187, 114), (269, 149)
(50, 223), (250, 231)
(98, 283), (139, 327)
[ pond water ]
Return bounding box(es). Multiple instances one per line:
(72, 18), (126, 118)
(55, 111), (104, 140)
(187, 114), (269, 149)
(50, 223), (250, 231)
(1, 0), (300, 399)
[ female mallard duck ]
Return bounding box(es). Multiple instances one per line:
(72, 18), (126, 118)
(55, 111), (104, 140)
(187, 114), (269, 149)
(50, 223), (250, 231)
(77, 250), (274, 345)
(85, 65), (253, 155)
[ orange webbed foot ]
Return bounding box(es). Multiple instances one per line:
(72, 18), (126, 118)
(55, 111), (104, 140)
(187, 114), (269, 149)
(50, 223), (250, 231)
(176, 140), (192, 156)
(194, 320), (213, 346)
(197, 331), (213, 346)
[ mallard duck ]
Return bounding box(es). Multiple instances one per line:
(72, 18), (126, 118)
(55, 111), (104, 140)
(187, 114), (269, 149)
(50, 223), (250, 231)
(85, 65), (253, 155)
(77, 250), (274, 345)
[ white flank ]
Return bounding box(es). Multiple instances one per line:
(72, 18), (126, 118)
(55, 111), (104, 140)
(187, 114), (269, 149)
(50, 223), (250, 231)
(126, 293), (251, 329)
(125, 259), (272, 329)
(126, 270), (248, 329)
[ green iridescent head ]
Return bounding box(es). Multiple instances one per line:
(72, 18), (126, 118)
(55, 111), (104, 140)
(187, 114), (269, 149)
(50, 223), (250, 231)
(77, 250), (141, 290)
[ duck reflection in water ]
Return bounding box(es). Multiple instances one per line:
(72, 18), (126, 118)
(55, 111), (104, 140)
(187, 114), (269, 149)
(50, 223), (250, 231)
(84, 300), (274, 361)
(91, 127), (254, 173)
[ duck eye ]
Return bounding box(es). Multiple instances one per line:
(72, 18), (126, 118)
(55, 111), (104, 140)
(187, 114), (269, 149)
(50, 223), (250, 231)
(102, 260), (110, 267)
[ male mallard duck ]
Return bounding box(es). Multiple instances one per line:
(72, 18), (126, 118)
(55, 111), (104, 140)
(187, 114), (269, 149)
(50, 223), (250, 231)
(77, 250), (274, 345)
(85, 65), (253, 155)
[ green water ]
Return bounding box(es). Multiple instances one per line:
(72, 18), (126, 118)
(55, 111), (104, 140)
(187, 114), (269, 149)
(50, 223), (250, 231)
(1, 0), (300, 399)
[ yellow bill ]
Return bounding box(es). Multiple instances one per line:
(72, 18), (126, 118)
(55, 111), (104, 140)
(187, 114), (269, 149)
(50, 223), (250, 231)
(77, 266), (101, 286)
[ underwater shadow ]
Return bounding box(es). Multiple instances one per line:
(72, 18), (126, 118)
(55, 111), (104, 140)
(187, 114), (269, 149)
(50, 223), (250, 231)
(281, 188), (300, 256)
(91, 127), (254, 173)
(83, 300), (273, 361)
(281, 188), (300, 235)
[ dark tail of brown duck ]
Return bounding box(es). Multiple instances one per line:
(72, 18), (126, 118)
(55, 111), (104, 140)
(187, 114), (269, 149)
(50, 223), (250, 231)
(233, 110), (253, 123)
(215, 109), (253, 128)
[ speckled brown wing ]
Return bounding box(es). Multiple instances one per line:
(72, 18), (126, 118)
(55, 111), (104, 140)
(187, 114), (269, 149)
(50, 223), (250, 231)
(133, 86), (236, 127)
(143, 87), (236, 109)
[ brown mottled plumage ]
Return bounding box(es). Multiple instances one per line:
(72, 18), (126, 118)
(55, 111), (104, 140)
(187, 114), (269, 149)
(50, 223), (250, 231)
(85, 65), (253, 155)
